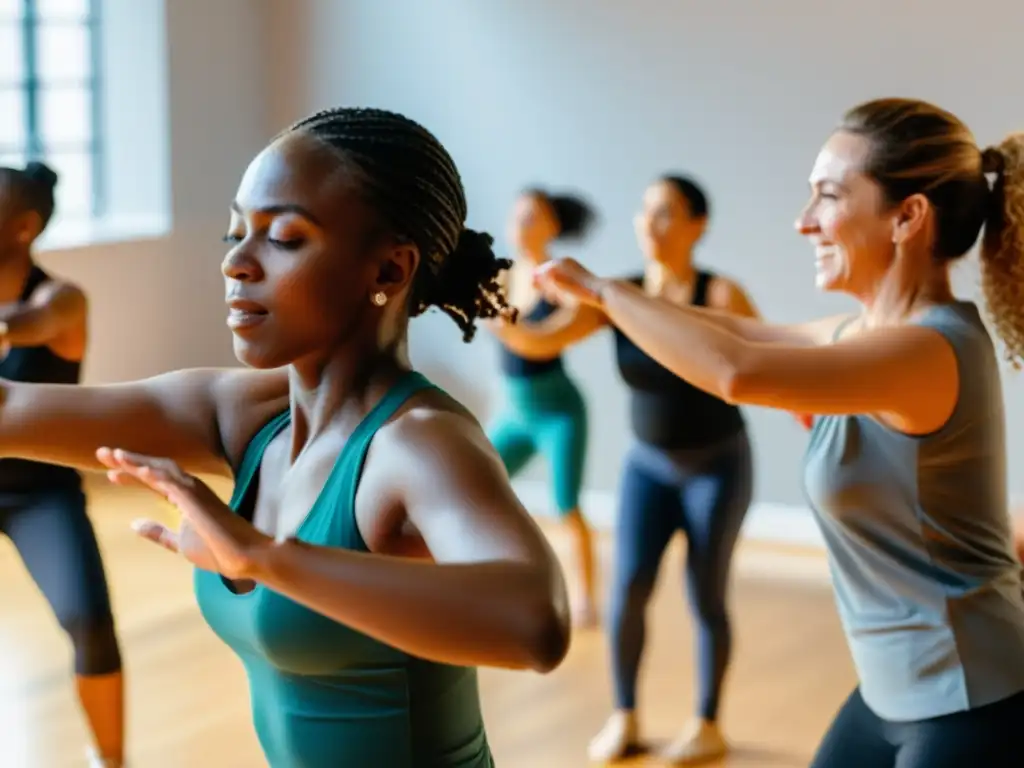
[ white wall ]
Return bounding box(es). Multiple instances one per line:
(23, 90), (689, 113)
(36, 0), (272, 381)
(263, 0), (1024, 516)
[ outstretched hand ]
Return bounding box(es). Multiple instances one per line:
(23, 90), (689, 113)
(97, 447), (270, 580)
(532, 258), (608, 308)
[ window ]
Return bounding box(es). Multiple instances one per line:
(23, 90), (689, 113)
(0, 0), (102, 221)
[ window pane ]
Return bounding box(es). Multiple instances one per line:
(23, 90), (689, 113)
(37, 23), (91, 82)
(36, 0), (91, 22)
(45, 151), (92, 216)
(0, 0), (21, 22)
(39, 86), (92, 145)
(0, 88), (25, 145)
(0, 23), (23, 83)
(0, 151), (26, 169)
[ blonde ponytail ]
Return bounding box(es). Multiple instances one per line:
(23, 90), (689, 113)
(979, 133), (1024, 369)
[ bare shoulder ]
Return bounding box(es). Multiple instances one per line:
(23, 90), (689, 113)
(208, 367), (291, 470)
(706, 273), (758, 317)
(706, 273), (746, 302)
(27, 277), (87, 311)
(365, 385), (548, 566)
(381, 388), (497, 465)
(369, 387), (516, 504)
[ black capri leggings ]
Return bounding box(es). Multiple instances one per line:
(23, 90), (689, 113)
(810, 687), (1024, 768)
(0, 488), (122, 676)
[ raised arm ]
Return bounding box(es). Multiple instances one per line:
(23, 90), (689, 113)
(487, 301), (607, 359)
(708, 276), (817, 430)
(654, 275), (843, 347)
(0, 279), (86, 348)
(245, 405), (571, 673)
(0, 367), (290, 476)
(535, 258), (956, 434)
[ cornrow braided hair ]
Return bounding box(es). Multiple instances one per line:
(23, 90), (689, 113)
(283, 107), (516, 341)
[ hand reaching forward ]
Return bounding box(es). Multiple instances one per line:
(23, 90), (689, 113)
(97, 447), (271, 580)
(532, 258), (609, 308)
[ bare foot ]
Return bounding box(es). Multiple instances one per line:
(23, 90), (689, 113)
(588, 710), (638, 763)
(660, 719), (727, 765)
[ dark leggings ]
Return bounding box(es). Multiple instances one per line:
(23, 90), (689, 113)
(810, 688), (1024, 767)
(0, 488), (122, 676)
(608, 431), (753, 720)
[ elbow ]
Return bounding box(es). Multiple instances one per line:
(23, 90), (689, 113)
(718, 368), (745, 405)
(512, 570), (571, 673)
(522, 600), (571, 673)
(717, 349), (765, 406)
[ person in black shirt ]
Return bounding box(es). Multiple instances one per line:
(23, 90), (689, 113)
(498, 175), (759, 764)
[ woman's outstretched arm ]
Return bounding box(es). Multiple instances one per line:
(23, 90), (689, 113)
(0, 367), (289, 476)
(535, 258), (958, 435)
(487, 300), (607, 359)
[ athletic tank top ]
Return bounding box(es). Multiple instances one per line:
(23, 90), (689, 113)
(193, 371), (493, 767)
(613, 270), (745, 450)
(499, 297), (564, 378)
(803, 303), (1024, 722)
(0, 265), (81, 492)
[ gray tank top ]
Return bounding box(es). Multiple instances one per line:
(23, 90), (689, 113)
(803, 301), (1024, 722)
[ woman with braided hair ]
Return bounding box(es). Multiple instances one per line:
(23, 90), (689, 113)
(485, 187), (599, 627)
(535, 98), (1024, 767)
(0, 107), (570, 767)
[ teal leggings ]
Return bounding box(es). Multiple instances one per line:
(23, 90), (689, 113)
(487, 369), (588, 515)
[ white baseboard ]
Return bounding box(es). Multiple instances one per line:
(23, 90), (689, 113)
(511, 480), (825, 550)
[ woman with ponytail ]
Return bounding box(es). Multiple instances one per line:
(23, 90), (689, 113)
(485, 188), (599, 627)
(535, 99), (1024, 767)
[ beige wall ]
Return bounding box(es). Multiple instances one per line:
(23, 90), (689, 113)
(37, 1), (1024, 523)
(262, 0), (1024, 513)
(37, 0), (273, 382)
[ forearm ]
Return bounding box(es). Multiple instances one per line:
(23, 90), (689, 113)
(655, 297), (780, 343)
(0, 307), (64, 347)
(249, 539), (569, 672)
(493, 321), (565, 359)
(600, 280), (750, 399)
(0, 375), (229, 476)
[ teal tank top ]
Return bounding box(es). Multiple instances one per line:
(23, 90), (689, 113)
(803, 303), (1024, 722)
(194, 371), (494, 767)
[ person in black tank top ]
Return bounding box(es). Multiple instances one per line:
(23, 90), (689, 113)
(0, 163), (124, 767)
(613, 270), (745, 449)
(498, 175), (761, 764)
(485, 188), (600, 626)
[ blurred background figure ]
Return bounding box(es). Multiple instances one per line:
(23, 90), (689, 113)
(0, 162), (124, 768)
(485, 187), (599, 627)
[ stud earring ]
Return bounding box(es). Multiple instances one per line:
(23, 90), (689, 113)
(371, 291), (387, 307)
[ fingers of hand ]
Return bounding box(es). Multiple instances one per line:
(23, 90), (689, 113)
(130, 518), (180, 552)
(104, 468), (152, 490)
(96, 447), (196, 494)
(96, 447), (190, 482)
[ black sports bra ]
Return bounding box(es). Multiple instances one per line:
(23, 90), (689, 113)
(612, 270), (744, 449)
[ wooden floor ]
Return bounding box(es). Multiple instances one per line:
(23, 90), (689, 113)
(0, 480), (856, 767)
